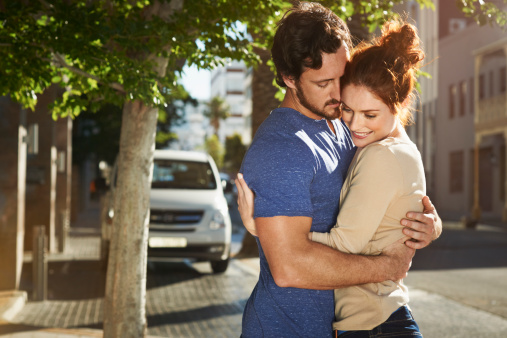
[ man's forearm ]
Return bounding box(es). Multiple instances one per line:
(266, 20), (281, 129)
(257, 216), (411, 290)
(268, 240), (392, 290)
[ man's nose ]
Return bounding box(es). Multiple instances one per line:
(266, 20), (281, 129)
(331, 82), (341, 102)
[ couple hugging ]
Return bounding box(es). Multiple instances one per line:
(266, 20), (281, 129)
(235, 2), (442, 338)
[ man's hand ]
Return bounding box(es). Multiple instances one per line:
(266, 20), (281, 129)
(402, 196), (442, 249)
(382, 238), (415, 281)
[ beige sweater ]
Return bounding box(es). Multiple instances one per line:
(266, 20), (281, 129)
(311, 137), (425, 331)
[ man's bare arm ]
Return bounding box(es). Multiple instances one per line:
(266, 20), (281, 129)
(257, 216), (414, 290)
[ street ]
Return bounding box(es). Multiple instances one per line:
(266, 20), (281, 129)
(3, 202), (507, 338)
(405, 223), (507, 337)
(143, 220), (507, 337)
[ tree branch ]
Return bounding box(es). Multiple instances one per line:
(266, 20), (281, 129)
(52, 52), (126, 94)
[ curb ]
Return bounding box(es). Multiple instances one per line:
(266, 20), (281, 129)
(18, 327), (165, 337)
(0, 291), (26, 323)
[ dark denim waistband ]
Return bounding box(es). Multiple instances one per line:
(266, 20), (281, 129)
(334, 306), (413, 337)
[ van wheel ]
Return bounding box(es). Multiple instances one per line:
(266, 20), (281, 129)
(210, 258), (229, 274)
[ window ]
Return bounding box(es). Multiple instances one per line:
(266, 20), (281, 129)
(501, 145), (505, 201)
(469, 78), (474, 114)
(500, 67), (506, 93)
(152, 160), (217, 190)
(479, 74), (485, 99)
(459, 81), (466, 116)
(226, 78), (244, 93)
(449, 151), (464, 193)
(490, 70), (494, 97)
(449, 84), (456, 119)
(27, 123), (39, 155)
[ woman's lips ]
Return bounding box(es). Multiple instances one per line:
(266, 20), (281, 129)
(352, 131), (372, 139)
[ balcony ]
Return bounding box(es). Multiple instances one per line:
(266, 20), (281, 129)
(476, 92), (507, 132)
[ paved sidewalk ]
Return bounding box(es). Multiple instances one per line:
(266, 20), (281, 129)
(0, 202), (256, 338)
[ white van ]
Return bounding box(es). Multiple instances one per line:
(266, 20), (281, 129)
(101, 150), (232, 273)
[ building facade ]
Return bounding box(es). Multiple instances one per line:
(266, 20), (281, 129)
(210, 60), (251, 144)
(395, 1), (440, 198)
(434, 2), (506, 222)
(169, 100), (211, 151)
(0, 86), (73, 291)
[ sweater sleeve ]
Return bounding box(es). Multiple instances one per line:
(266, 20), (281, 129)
(311, 144), (403, 254)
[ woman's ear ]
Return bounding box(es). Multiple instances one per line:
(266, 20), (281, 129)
(400, 97), (411, 109)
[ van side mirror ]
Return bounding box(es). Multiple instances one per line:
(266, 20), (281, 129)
(221, 179), (233, 193)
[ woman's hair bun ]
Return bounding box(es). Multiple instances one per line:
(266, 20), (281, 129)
(378, 21), (424, 69)
(339, 19), (426, 127)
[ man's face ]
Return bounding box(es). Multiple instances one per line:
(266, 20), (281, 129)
(286, 45), (349, 120)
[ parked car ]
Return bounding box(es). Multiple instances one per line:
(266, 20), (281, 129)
(220, 172), (237, 207)
(101, 150), (232, 273)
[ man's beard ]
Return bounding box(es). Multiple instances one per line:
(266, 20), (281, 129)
(295, 81), (341, 120)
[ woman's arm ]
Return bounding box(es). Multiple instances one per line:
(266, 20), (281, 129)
(311, 145), (405, 254)
(235, 172), (414, 287)
(236, 160), (440, 252)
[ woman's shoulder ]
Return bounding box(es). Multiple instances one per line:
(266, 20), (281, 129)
(357, 138), (422, 171)
(365, 137), (419, 157)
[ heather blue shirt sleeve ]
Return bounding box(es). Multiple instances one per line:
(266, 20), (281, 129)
(241, 126), (315, 219)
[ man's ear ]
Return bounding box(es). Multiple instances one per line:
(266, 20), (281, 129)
(282, 75), (297, 89)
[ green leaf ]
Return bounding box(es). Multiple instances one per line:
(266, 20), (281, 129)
(36, 15), (48, 26)
(87, 78), (98, 89)
(91, 39), (103, 47)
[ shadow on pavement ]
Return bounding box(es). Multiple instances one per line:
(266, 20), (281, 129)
(0, 323), (44, 335)
(19, 260), (106, 301)
(147, 299), (248, 328)
(412, 228), (507, 271)
(146, 261), (211, 290)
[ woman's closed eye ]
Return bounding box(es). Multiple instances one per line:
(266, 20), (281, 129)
(341, 106), (353, 114)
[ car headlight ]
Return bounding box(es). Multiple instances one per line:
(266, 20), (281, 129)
(210, 210), (225, 230)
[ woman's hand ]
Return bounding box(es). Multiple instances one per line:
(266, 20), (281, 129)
(235, 173), (258, 237)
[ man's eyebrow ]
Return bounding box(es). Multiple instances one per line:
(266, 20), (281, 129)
(311, 78), (333, 83)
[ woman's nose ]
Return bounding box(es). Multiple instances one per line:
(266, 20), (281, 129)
(349, 113), (360, 130)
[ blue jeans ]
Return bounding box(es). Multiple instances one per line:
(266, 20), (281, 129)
(336, 306), (422, 337)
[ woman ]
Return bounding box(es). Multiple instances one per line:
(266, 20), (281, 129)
(236, 20), (425, 337)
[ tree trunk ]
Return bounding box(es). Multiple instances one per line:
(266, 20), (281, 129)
(101, 2), (181, 336)
(250, 46), (280, 138)
(237, 46), (280, 258)
(103, 100), (158, 338)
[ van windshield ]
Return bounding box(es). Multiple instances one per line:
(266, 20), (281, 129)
(152, 159), (217, 190)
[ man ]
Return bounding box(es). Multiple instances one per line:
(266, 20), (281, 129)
(238, 2), (442, 337)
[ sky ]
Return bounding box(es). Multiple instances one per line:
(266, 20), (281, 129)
(180, 64), (211, 101)
(180, 22), (247, 102)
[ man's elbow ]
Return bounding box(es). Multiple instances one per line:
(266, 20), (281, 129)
(271, 265), (301, 288)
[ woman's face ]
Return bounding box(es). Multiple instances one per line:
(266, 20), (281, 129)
(340, 84), (397, 148)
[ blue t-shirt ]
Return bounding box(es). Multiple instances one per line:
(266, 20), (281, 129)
(240, 107), (356, 337)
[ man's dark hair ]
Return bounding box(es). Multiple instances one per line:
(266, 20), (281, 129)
(271, 1), (351, 87)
